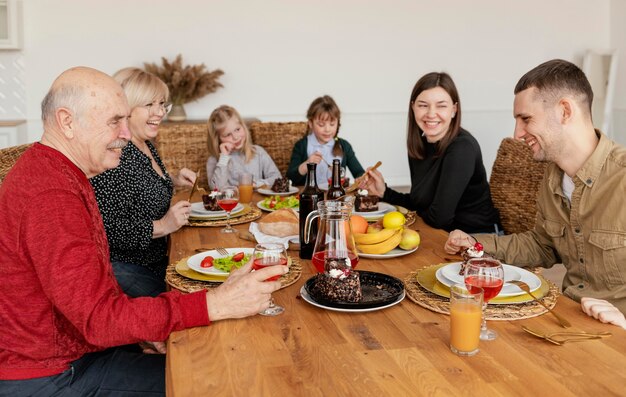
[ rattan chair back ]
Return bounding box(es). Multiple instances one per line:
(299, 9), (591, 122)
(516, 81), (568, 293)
(0, 143), (32, 185)
(489, 138), (548, 234)
(154, 121), (210, 191)
(249, 122), (308, 176)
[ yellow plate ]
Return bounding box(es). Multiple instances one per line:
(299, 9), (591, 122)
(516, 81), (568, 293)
(188, 203), (252, 221)
(416, 263), (549, 304)
(175, 260), (227, 283)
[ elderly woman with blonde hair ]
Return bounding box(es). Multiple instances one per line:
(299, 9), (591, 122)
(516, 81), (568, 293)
(90, 67), (196, 297)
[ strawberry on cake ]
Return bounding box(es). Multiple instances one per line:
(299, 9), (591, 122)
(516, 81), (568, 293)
(459, 241), (496, 275)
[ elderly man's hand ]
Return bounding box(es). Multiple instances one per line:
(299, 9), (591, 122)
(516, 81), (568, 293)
(205, 259), (287, 321)
(581, 297), (626, 330)
(444, 229), (475, 255)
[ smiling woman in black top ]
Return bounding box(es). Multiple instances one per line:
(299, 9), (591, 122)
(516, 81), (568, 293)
(90, 68), (196, 297)
(365, 72), (501, 233)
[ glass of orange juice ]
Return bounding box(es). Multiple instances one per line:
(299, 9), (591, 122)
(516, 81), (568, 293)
(238, 172), (254, 204)
(449, 283), (483, 356)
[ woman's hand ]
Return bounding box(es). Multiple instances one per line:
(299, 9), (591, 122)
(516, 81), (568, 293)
(581, 297), (626, 330)
(219, 142), (236, 155)
(153, 200), (191, 238)
(444, 229), (474, 254)
(362, 169), (386, 197)
(205, 259), (287, 321)
(172, 167), (196, 188)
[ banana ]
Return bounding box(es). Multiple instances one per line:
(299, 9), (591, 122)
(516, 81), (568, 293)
(353, 228), (397, 245)
(356, 229), (403, 255)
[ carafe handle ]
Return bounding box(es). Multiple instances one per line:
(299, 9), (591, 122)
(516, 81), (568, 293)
(303, 210), (320, 244)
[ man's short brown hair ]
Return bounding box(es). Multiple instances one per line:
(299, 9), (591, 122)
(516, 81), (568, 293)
(514, 59), (593, 116)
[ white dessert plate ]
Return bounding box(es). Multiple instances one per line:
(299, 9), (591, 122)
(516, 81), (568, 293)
(435, 262), (541, 298)
(358, 246), (418, 259)
(187, 247), (254, 276)
(300, 286), (405, 313)
(190, 202), (244, 218)
(353, 201), (395, 217)
(257, 186), (299, 196)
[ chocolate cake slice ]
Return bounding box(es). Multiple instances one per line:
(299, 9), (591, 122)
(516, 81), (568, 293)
(202, 191), (221, 211)
(355, 189), (379, 212)
(271, 176), (290, 193)
(459, 242), (496, 275)
(308, 257), (362, 303)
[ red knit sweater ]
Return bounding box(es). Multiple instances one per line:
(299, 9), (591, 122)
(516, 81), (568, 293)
(0, 143), (209, 380)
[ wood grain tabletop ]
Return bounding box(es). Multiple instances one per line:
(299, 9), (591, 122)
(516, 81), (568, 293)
(165, 193), (626, 396)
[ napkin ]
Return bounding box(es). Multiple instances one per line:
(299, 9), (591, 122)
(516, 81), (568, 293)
(249, 222), (298, 249)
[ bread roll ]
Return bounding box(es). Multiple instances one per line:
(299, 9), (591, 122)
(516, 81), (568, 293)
(258, 208), (299, 237)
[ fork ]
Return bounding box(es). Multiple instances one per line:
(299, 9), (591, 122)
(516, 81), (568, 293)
(215, 247), (229, 256)
(509, 280), (571, 328)
(522, 326), (610, 345)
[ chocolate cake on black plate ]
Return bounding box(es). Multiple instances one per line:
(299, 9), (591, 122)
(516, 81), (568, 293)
(271, 176), (290, 193)
(354, 189), (379, 212)
(308, 257), (362, 303)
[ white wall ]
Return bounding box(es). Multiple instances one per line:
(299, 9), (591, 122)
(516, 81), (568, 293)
(1, 0), (620, 186)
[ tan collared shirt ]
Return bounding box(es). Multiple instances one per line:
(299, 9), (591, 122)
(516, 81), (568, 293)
(477, 132), (626, 314)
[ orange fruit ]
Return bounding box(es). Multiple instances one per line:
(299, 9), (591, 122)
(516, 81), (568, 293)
(350, 215), (369, 234)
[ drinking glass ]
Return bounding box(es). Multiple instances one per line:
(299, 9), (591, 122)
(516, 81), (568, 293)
(449, 284), (483, 356)
(463, 257), (504, 341)
(216, 185), (239, 234)
(252, 243), (287, 316)
(238, 173), (254, 204)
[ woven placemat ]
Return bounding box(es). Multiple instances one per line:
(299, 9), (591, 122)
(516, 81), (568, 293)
(404, 265), (560, 321)
(166, 256), (302, 293)
(188, 205), (263, 227)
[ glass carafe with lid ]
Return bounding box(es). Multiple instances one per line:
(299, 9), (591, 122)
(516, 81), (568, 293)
(303, 200), (359, 273)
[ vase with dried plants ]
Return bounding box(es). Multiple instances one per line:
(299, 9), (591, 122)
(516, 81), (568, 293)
(144, 54), (224, 121)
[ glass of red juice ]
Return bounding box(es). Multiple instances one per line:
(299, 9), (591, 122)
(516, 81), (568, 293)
(463, 257), (504, 341)
(216, 185), (239, 234)
(252, 243), (288, 316)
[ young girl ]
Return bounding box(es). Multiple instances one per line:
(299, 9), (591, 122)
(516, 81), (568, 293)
(287, 95), (365, 188)
(206, 105), (281, 189)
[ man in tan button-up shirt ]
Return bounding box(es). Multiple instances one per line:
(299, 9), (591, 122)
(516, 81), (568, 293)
(445, 59), (626, 329)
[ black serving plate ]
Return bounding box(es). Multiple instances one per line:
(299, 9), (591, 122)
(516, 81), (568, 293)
(304, 270), (405, 309)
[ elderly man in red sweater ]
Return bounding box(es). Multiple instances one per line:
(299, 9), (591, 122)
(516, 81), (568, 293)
(0, 67), (286, 395)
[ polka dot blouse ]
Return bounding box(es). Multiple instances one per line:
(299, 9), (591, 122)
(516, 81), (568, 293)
(90, 141), (173, 274)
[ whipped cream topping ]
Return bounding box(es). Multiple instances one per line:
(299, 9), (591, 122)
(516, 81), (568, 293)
(328, 268), (347, 280)
(357, 189), (369, 196)
(466, 246), (484, 258)
(208, 190), (219, 198)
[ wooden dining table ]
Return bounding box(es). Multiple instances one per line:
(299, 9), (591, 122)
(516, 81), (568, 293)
(165, 194), (626, 396)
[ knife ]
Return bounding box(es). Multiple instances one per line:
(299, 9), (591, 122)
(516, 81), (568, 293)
(188, 169), (201, 202)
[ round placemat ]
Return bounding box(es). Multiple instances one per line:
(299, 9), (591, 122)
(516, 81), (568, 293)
(166, 255), (302, 293)
(188, 205), (262, 227)
(404, 265), (560, 321)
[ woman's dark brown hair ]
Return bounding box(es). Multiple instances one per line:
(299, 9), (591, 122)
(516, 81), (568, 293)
(407, 72), (461, 159)
(307, 95), (343, 157)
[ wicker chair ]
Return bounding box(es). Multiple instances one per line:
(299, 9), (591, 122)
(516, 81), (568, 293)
(249, 122), (308, 176)
(154, 121), (210, 191)
(489, 138), (548, 235)
(0, 143), (32, 185)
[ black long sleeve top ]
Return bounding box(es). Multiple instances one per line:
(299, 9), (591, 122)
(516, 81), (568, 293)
(383, 129), (501, 233)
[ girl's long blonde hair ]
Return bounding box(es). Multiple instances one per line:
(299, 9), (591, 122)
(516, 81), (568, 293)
(207, 105), (255, 162)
